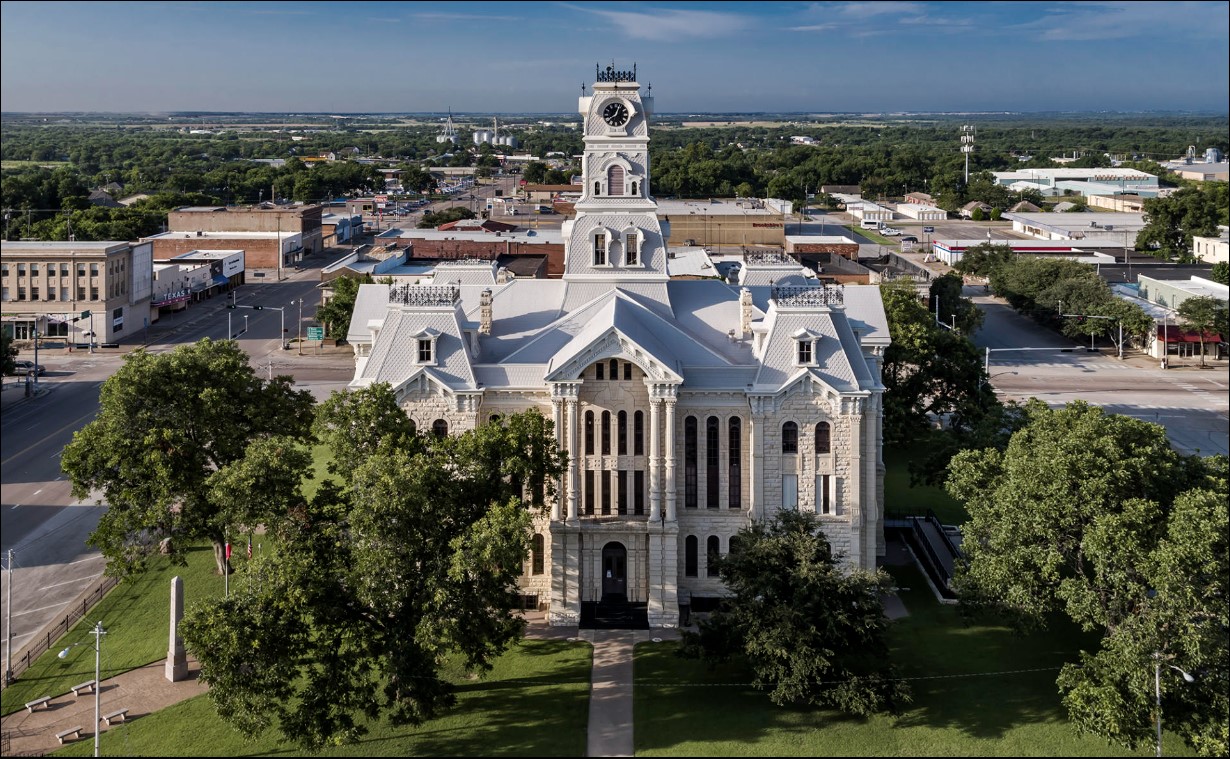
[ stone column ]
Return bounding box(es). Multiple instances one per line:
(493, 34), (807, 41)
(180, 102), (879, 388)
(749, 405), (764, 521)
(848, 398), (865, 569)
(648, 393), (662, 521)
(165, 575), (187, 682)
(551, 394), (564, 522)
(566, 392), (579, 522)
(663, 394), (677, 522)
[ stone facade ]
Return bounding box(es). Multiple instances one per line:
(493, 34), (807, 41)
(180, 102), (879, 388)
(350, 67), (889, 629)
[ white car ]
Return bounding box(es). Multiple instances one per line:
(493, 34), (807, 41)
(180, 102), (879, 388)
(881, 227), (902, 236)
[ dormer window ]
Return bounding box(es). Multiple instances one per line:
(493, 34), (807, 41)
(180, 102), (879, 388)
(412, 328), (441, 366)
(625, 232), (640, 266)
(593, 232), (608, 266)
(793, 328), (820, 366)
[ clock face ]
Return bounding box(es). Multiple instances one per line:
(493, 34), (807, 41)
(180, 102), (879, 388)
(602, 101), (629, 127)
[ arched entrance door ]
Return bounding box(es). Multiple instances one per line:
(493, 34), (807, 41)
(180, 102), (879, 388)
(601, 542), (627, 601)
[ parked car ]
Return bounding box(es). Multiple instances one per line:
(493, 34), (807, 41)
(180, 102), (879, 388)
(881, 227), (902, 236)
(900, 236), (919, 243)
(8, 360), (46, 376)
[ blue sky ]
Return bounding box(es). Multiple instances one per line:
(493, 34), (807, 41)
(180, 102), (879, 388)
(2, 1), (1227, 113)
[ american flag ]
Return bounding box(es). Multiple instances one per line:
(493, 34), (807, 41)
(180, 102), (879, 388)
(247, 537), (253, 560)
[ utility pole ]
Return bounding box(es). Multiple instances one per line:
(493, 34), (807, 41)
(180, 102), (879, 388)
(297, 298), (304, 355)
(4, 549), (12, 685)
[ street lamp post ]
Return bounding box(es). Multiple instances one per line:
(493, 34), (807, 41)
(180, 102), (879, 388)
(58, 621), (106, 758)
(1151, 649), (1190, 752)
(296, 298), (304, 356)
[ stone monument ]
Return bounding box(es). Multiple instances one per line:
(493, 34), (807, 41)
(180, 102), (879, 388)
(165, 575), (187, 681)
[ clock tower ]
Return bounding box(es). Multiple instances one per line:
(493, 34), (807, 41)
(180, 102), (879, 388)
(561, 64), (669, 289)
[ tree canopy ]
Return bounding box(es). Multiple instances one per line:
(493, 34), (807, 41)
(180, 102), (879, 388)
(180, 405), (567, 750)
(946, 400), (1228, 755)
(879, 278), (998, 447)
(61, 339), (314, 575)
(315, 274), (372, 342)
(678, 510), (910, 715)
(1176, 296), (1229, 368)
(1137, 188), (1222, 263)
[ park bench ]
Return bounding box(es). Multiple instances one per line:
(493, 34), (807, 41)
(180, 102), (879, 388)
(102, 708), (129, 726)
(24, 696), (52, 713)
(55, 727), (83, 744)
(70, 680), (96, 697)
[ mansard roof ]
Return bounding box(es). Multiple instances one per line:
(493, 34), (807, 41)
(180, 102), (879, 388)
(349, 279), (886, 397)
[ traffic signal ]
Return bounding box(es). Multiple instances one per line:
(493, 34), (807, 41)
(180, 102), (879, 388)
(252, 306), (263, 310)
(227, 304), (236, 309)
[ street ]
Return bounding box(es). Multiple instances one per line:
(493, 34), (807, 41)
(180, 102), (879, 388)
(970, 287), (1229, 457)
(1, 259), (354, 675)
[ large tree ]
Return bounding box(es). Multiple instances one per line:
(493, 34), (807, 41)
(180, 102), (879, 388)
(0, 329), (15, 377)
(315, 274), (373, 342)
(1137, 188), (1221, 263)
(1176, 295), (1229, 368)
(946, 400), (1228, 755)
(679, 510), (910, 715)
(61, 339), (315, 575)
(181, 408), (566, 750)
(879, 278), (998, 447)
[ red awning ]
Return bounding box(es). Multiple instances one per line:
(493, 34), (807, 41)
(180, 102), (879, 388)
(1156, 327), (1223, 344)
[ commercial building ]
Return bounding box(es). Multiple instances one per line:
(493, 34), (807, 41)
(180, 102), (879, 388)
(1002, 212), (1147, 242)
(1192, 230), (1229, 264)
(895, 203), (947, 221)
(656, 199), (787, 248)
(346, 67), (890, 628)
(991, 168), (1159, 198)
(142, 230), (299, 274)
(167, 204), (323, 263)
(0, 240), (153, 345)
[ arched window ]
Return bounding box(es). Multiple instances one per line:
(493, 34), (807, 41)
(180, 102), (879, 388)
(815, 422), (831, 454)
(617, 410), (628, 455)
(728, 417), (741, 509)
(607, 165), (625, 195)
(685, 535), (698, 577)
(623, 362), (632, 380)
(729, 535), (742, 556)
(706, 416), (720, 509)
(407, 419), (417, 436)
(782, 421), (798, 453)
(630, 180), (638, 197)
(609, 358), (619, 379)
(601, 410), (611, 455)
(706, 536), (721, 577)
(594, 181), (601, 196)
(625, 232), (639, 266)
(634, 411), (644, 455)
(596, 362), (604, 380)
(531, 534), (545, 575)
(684, 416), (698, 509)
(585, 410), (595, 455)
(489, 414), (502, 424)
(432, 419), (449, 438)
(593, 233), (606, 266)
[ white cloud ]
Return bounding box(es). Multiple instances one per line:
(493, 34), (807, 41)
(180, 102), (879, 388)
(564, 4), (748, 42)
(836, 2), (925, 19)
(1014, 1), (1227, 41)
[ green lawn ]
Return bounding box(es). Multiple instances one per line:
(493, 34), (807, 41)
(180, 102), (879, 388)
(1, 544), (226, 715)
(52, 638), (592, 757)
(883, 444), (969, 524)
(632, 564), (1194, 757)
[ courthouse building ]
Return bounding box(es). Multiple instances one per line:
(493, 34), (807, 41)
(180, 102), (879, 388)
(346, 66), (890, 628)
